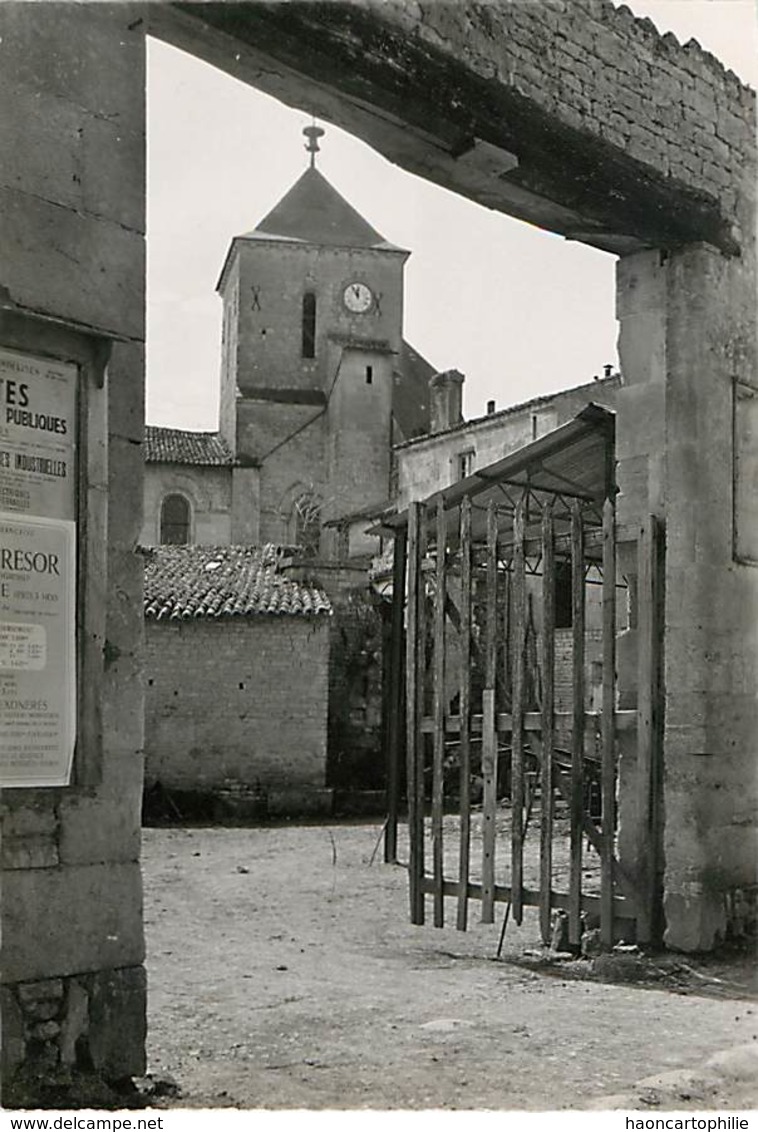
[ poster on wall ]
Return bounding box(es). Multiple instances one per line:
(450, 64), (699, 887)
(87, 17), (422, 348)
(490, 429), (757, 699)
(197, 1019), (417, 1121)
(0, 347), (78, 787)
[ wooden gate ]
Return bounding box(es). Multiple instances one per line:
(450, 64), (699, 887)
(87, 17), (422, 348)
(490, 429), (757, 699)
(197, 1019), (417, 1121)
(383, 409), (664, 949)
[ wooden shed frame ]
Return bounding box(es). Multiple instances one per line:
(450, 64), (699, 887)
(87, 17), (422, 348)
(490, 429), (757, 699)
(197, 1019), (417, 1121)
(381, 404), (665, 950)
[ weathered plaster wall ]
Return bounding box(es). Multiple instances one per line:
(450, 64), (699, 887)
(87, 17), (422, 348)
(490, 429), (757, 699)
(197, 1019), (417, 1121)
(144, 617), (330, 795)
(141, 464), (232, 546)
(0, 2), (146, 1096)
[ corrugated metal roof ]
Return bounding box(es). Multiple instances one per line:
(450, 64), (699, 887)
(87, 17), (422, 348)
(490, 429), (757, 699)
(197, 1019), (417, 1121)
(144, 427), (234, 467)
(143, 545), (332, 621)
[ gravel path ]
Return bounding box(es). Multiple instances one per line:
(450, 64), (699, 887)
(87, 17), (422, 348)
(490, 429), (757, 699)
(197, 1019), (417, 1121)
(142, 822), (757, 1110)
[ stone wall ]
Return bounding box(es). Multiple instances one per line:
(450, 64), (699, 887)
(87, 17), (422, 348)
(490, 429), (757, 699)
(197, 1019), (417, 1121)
(141, 464), (232, 547)
(402, 0), (753, 232)
(159, 2), (754, 256)
(327, 591), (387, 793)
(223, 240), (406, 398)
(0, 2), (147, 1101)
(144, 616), (330, 801)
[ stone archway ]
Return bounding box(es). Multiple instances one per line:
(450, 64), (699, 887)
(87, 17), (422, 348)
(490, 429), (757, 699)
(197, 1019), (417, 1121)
(2, 0), (755, 1101)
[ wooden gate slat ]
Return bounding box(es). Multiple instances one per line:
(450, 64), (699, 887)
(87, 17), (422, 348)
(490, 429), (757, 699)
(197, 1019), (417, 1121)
(405, 502), (423, 924)
(511, 499), (526, 924)
(457, 496), (473, 932)
(569, 500), (585, 947)
(385, 526), (407, 864)
(600, 497), (616, 946)
(481, 500), (499, 924)
(432, 499), (446, 927)
(539, 501), (555, 944)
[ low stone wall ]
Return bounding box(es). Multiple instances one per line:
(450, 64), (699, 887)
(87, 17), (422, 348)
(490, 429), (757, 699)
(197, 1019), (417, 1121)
(1, 968), (146, 1106)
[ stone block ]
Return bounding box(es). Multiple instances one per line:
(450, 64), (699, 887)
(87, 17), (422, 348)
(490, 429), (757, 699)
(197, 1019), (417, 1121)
(23, 1000), (60, 1022)
(0, 986), (26, 1082)
(108, 436), (145, 552)
(1, 863), (145, 982)
(0, 799), (58, 841)
(614, 382), (665, 459)
(0, 80), (84, 211)
(615, 250), (666, 319)
(105, 549), (144, 660)
(0, 4), (144, 122)
(1, 836), (59, 870)
(615, 454), (650, 527)
(58, 759), (142, 866)
(81, 113), (145, 234)
(88, 966), (146, 1079)
(0, 187), (144, 341)
(663, 885), (726, 952)
(107, 341), (145, 445)
(16, 980), (64, 1004)
(59, 979), (89, 1068)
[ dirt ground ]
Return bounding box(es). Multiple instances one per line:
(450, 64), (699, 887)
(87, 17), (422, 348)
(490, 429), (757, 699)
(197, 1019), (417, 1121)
(142, 821), (758, 1111)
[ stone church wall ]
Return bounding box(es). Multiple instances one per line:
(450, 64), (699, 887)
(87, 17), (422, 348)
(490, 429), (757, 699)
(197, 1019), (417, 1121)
(144, 617), (330, 799)
(141, 464), (232, 547)
(0, 3), (146, 1099)
(228, 241), (405, 398)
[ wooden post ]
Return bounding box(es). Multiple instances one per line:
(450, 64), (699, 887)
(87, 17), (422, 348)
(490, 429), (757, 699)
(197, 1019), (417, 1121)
(384, 527), (407, 865)
(405, 503), (424, 924)
(511, 498), (526, 925)
(481, 500), (499, 924)
(416, 505), (429, 923)
(600, 497), (617, 947)
(569, 500), (585, 947)
(432, 499), (447, 927)
(539, 501), (555, 944)
(457, 497), (473, 932)
(636, 514), (663, 946)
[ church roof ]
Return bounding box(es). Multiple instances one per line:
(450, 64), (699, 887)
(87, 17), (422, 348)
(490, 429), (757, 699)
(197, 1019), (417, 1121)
(144, 426), (234, 467)
(240, 167), (406, 252)
(143, 545), (332, 621)
(393, 340), (434, 441)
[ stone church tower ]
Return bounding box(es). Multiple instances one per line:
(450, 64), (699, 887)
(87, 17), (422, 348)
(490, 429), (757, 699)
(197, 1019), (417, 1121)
(215, 126), (431, 553)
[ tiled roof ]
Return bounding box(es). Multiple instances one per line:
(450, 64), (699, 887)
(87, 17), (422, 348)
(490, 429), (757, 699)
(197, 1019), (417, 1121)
(143, 545), (332, 621)
(250, 167), (404, 252)
(144, 426), (234, 466)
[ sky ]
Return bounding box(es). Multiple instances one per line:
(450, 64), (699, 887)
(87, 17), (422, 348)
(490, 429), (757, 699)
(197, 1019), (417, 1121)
(146, 1), (758, 430)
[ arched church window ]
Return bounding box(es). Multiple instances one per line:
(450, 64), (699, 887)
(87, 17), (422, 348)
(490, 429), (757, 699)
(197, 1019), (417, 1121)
(293, 491), (321, 558)
(160, 493), (191, 545)
(302, 291), (316, 359)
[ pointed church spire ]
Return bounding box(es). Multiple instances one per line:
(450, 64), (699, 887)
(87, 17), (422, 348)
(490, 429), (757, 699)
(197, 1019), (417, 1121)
(303, 121), (325, 168)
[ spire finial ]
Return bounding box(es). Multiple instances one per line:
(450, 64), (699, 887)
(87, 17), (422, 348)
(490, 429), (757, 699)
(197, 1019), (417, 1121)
(303, 120), (325, 168)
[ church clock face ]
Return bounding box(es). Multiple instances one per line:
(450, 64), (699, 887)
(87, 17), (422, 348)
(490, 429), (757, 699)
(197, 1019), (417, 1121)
(343, 281), (373, 314)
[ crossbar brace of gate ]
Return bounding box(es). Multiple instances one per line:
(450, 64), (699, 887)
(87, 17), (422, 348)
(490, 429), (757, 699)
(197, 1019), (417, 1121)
(419, 876), (635, 924)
